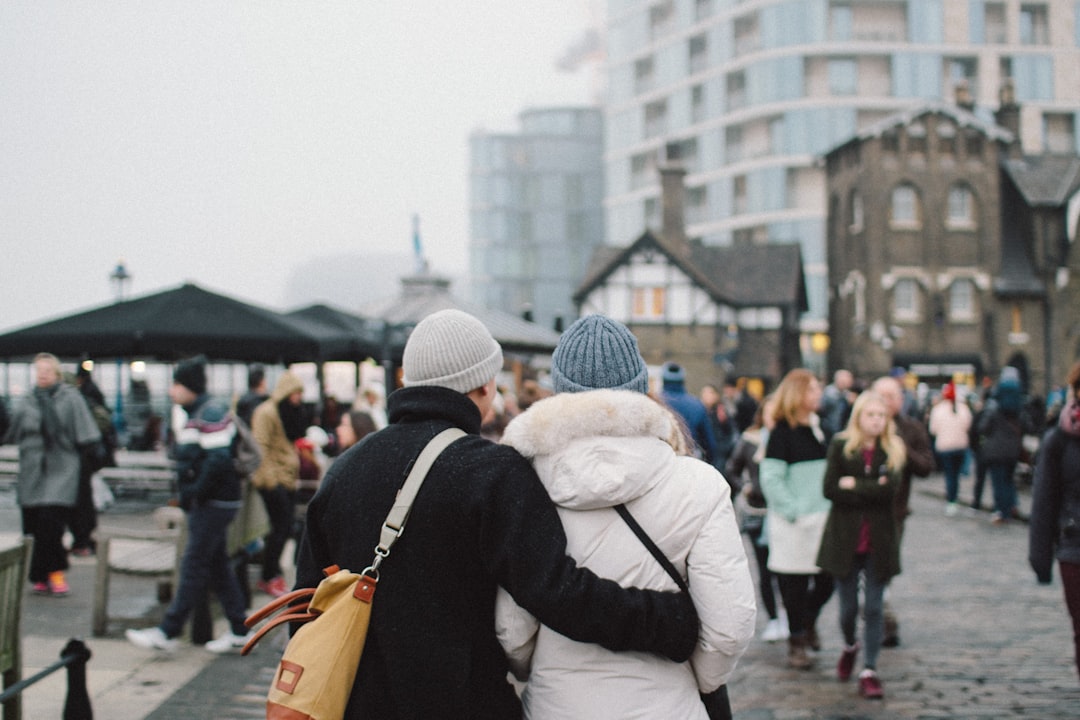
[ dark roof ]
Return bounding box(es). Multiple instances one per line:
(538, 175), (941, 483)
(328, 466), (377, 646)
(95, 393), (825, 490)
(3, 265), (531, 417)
(1001, 155), (1080, 207)
(574, 231), (806, 311)
(824, 101), (1014, 157)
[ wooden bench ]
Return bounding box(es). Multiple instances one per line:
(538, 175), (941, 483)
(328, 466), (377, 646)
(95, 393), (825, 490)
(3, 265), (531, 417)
(92, 507), (186, 637)
(0, 537), (32, 720)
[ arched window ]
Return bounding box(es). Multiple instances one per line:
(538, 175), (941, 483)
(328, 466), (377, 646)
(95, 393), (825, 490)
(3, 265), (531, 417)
(947, 184), (977, 229)
(890, 183), (921, 228)
(949, 279), (976, 321)
(892, 278), (921, 321)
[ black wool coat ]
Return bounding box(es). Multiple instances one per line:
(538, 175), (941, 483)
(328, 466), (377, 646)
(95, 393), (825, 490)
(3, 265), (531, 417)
(295, 386), (698, 720)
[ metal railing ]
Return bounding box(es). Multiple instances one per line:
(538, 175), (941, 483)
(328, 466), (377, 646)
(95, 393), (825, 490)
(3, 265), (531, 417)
(0, 639), (92, 720)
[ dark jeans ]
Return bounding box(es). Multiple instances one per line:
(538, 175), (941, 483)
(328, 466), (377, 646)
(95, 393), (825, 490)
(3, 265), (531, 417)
(971, 457), (988, 508)
(988, 462), (1018, 518)
(938, 449), (966, 503)
(68, 467), (98, 550)
(161, 503), (248, 639)
(776, 571), (833, 639)
(1061, 561), (1080, 681)
(258, 486), (296, 581)
(22, 505), (70, 583)
(835, 553), (887, 670)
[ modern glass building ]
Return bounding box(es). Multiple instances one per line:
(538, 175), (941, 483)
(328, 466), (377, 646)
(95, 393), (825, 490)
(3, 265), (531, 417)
(468, 107), (606, 331)
(603, 0), (1080, 332)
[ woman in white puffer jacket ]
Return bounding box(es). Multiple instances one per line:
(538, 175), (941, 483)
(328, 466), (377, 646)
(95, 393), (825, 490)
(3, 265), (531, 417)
(496, 315), (757, 720)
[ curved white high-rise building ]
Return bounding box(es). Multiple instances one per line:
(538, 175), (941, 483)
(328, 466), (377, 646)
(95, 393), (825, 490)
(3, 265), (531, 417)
(603, 0), (1080, 332)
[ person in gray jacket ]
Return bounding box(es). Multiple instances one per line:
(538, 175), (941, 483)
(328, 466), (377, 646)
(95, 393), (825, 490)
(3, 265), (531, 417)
(4, 352), (101, 596)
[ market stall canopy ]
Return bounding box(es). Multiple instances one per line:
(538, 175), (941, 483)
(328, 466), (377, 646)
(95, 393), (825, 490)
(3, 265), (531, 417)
(0, 283), (372, 364)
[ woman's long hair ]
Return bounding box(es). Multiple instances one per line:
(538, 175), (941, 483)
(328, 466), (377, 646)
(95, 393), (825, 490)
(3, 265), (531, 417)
(772, 368), (818, 428)
(840, 390), (907, 472)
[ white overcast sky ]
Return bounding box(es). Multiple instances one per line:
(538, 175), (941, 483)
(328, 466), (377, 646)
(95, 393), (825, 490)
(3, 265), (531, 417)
(0, 2), (600, 332)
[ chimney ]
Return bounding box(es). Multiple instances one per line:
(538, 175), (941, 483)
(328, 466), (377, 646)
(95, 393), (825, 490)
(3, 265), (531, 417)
(659, 163), (688, 250)
(994, 78), (1023, 157)
(953, 79), (975, 112)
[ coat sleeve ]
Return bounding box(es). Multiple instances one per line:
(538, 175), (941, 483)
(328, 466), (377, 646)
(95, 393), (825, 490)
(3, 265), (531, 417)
(759, 426), (797, 520)
(493, 586), (539, 681)
(901, 419), (935, 477)
(1028, 429), (1062, 584)
(483, 448), (700, 663)
(686, 471), (757, 691)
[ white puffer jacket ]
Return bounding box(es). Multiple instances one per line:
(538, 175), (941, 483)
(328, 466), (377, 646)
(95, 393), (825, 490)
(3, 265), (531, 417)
(497, 389), (757, 720)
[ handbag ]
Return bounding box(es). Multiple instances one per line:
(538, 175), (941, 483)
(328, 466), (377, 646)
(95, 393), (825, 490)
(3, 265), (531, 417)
(243, 427), (465, 720)
(614, 504), (735, 720)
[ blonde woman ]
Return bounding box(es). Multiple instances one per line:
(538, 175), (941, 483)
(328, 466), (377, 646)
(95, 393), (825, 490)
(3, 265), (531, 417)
(815, 391), (906, 699)
(759, 368), (831, 669)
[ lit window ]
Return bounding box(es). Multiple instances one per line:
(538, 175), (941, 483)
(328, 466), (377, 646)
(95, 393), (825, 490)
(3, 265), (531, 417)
(893, 278), (920, 321)
(949, 280), (976, 321)
(890, 184), (921, 227)
(633, 287), (666, 319)
(849, 191), (863, 231)
(947, 185), (976, 228)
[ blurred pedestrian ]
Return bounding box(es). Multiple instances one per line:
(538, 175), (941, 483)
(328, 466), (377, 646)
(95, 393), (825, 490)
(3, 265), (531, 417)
(976, 369), (1029, 524)
(250, 370), (304, 598)
(816, 390), (906, 700)
(4, 353), (102, 596)
(661, 362), (719, 466)
(726, 394), (788, 643)
(234, 363), (268, 427)
(1028, 360), (1080, 681)
(498, 315), (755, 718)
(353, 381), (387, 430)
(334, 408), (377, 452)
(928, 382), (972, 517)
(701, 383), (738, 467)
(820, 369), (855, 442)
(125, 355), (251, 653)
(68, 364), (118, 555)
(759, 368), (832, 669)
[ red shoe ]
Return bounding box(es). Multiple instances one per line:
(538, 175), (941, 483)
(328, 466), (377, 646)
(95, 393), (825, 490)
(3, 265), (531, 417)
(48, 571), (70, 597)
(32, 582), (50, 595)
(257, 576), (288, 598)
(858, 670), (884, 699)
(837, 643), (859, 681)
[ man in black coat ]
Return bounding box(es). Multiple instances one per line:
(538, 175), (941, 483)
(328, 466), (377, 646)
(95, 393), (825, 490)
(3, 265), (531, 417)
(296, 309), (699, 720)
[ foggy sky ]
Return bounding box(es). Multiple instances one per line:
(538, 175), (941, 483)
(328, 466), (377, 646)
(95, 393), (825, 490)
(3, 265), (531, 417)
(0, 2), (599, 332)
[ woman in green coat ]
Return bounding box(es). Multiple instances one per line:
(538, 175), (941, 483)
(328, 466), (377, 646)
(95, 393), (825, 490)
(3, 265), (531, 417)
(816, 390), (905, 700)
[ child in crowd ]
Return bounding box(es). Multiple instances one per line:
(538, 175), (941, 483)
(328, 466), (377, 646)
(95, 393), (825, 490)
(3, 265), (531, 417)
(815, 390), (906, 700)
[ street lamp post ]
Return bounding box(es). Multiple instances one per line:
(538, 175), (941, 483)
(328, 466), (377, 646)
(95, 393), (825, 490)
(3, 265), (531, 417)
(109, 260), (131, 441)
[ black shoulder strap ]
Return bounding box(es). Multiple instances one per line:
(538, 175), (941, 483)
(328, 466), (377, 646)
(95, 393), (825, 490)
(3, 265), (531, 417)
(614, 504), (688, 593)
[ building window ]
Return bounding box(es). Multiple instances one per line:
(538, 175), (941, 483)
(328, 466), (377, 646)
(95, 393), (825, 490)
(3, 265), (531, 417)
(733, 175), (748, 215)
(849, 190), (864, 231)
(949, 280), (976, 321)
(649, 0), (675, 40)
(938, 121), (957, 155)
(689, 34), (708, 74)
(631, 151), (658, 190)
(691, 84), (705, 124)
(1044, 112), (1077, 153)
(893, 278), (921, 321)
(687, 186), (707, 224)
(632, 287), (666, 320)
(733, 14), (759, 56)
(890, 184), (921, 228)
(634, 56), (655, 94)
(984, 2), (1007, 44)
(830, 2), (853, 41)
(666, 137), (699, 171)
(828, 58), (858, 95)
(726, 125), (744, 162)
(947, 185), (976, 228)
(1020, 4), (1049, 45)
(908, 123), (927, 155)
(727, 70), (746, 110)
(644, 197), (659, 227)
(965, 130), (984, 158)
(695, 0), (715, 22)
(946, 57), (978, 101)
(644, 99), (668, 138)
(882, 129), (900, 153)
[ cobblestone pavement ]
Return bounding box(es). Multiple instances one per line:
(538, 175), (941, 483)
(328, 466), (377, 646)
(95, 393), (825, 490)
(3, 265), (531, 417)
(727, 478), (1080, 719)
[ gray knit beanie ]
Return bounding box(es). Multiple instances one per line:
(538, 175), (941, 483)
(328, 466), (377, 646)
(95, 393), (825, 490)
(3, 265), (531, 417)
(551, 315), (649, 394)
(402, 309), (503, 393)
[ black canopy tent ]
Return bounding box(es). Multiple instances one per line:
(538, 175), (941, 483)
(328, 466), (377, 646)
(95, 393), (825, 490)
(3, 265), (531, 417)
(0, 283), (379, 364)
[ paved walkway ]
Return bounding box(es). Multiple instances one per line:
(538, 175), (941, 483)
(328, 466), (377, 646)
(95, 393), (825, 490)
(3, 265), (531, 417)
(5, 472), (1079, 718)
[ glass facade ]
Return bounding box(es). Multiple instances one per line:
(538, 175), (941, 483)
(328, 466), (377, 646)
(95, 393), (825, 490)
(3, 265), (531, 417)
(603, 0), (1080, 331)
(468, 108), (604, 331)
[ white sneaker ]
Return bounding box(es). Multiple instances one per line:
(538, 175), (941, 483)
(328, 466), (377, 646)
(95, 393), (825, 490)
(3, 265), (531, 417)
(205, 631), (252, 654)
(945, 502), (959, 517)
(761, 618), (789, 642)
(125, 627), (179, 652)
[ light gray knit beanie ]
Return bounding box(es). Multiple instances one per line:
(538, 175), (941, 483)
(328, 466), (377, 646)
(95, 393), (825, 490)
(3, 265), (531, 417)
(402, 309), (503, 393)
(550, 315), (649, 394)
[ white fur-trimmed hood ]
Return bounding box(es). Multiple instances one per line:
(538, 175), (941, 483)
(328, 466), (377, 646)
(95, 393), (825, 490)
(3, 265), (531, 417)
(502, 390), (682, 509)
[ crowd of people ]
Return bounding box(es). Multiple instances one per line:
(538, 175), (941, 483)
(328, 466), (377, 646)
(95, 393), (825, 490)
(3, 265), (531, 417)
(3, 311), (1078, 716)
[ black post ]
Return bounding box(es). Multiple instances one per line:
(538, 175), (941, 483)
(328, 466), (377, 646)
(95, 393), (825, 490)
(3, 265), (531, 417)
(61, 639), (92, 720)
